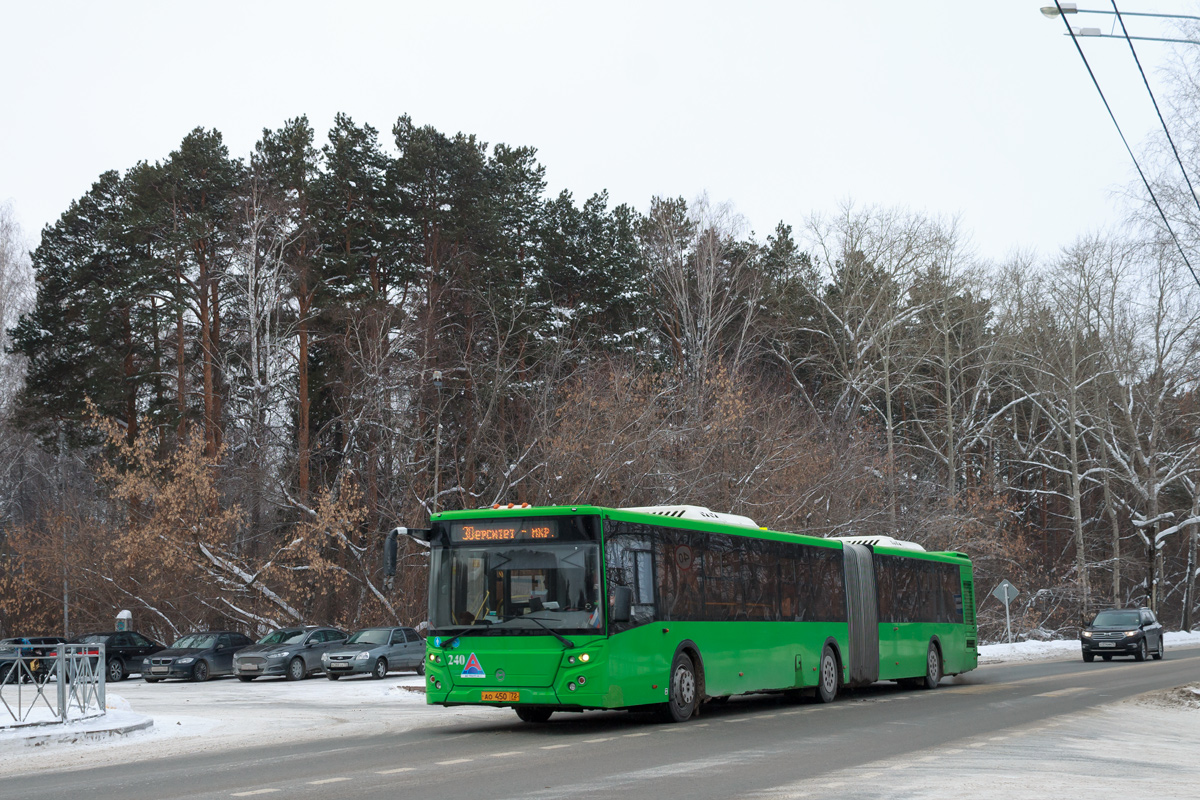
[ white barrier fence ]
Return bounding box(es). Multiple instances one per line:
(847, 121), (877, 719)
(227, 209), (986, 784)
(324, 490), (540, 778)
(0, 643), (107, 727)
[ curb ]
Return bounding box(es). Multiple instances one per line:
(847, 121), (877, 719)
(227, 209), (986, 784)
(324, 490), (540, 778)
(20, 717), (154, 747)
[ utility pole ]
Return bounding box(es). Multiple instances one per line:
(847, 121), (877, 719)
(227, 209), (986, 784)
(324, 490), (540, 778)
(58, 424), (69, 639)
(432, 371), (443, 514)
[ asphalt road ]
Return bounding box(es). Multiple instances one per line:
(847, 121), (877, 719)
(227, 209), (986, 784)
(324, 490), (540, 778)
(5, 646), (1199, 800)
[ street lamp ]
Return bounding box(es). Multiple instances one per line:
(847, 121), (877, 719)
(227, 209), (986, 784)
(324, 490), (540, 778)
(431, 370), (443, 514)
(1040, 3), (1076, 17)
(1040, 3), (1200, 45)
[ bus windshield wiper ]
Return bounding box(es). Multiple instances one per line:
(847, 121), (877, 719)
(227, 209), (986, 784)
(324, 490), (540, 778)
(432, 623), (489, 647)
(521, 616), (576, 649)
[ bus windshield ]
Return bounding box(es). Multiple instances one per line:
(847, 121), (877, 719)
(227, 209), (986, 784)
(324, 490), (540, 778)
(429, 541), (602, 635)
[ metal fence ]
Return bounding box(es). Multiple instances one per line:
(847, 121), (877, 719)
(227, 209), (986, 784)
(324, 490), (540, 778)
(0, 643), (107, 727)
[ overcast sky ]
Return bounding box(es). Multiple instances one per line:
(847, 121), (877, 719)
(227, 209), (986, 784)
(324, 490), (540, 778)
(2, 1), (1195, 264)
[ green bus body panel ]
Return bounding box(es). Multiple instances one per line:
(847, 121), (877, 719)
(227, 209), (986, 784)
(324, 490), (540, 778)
(424, 505), (977, 711)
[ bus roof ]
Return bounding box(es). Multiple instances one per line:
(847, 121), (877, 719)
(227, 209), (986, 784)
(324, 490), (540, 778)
(430, 504), (973, 565)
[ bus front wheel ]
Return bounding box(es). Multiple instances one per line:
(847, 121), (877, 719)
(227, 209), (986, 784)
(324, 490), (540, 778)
(662, 652), (699, 722)
(816, 646), (838, 703)
(516, 707), (553, 723)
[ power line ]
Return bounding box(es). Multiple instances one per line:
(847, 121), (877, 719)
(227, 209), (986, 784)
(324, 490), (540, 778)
(1053, 0), (1200, 291)
(1108, 0), (1200, 292)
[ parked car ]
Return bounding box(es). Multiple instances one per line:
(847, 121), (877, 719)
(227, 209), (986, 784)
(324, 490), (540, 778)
(322, 626), (425, 680)
(71, 631), (164, 682)
(232, 626), (347, 681)
(1081, 607), (1165, 662)
(142, 631), (253, 682)
(1, 637), (65, 683)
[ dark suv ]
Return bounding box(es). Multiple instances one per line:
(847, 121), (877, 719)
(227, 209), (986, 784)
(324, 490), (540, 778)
(72, 631), (164, 681)
(1081, 607), (1165, 662)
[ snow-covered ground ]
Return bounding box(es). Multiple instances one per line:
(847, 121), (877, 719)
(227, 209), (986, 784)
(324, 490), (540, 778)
(3, 634), (1200, 777)
(978, 628), (1200, 664)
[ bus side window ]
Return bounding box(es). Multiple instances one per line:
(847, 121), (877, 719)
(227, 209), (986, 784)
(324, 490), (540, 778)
(634, 550), (655, 605)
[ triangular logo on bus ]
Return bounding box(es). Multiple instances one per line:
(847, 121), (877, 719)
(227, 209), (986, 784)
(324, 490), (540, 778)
(461, 652), (486, 678)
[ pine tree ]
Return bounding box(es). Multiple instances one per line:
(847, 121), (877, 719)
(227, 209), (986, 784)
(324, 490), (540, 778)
(11, 170), (157, 444)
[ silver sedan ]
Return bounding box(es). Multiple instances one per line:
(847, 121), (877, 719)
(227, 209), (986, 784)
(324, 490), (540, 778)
(322, 627), (425, 680)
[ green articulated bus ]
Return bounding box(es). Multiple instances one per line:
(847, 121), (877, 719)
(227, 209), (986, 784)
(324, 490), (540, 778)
(414, 504), (978, 723)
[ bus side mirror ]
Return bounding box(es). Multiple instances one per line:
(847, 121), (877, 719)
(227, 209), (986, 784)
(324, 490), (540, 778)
(613, 586), (632, 623)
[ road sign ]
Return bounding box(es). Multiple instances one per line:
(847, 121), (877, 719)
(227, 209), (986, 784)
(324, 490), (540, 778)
(991, 580), (1020, 643)
(991, 580), (1019, 606)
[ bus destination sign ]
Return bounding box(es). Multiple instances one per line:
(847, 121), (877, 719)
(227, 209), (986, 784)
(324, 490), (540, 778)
(450, 520), (559, 543)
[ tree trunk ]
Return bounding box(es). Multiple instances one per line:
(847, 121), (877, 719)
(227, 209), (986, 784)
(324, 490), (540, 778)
(1183, 488), (1198, 632)
(297, 278), (311, 501)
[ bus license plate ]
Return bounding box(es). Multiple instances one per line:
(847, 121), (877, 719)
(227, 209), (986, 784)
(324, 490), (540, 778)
(1099, 642), (1116, 648)
(482, 691), (520, 702)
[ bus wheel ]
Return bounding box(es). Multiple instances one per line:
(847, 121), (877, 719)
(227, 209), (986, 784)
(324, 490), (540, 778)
(816, 646), (838, 703)
(920, 644), (942, 689)
(663, 652), (698, 722)
(516, 707), (553, 723)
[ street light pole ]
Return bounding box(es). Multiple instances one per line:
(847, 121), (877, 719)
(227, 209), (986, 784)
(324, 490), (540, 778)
(432, 370), (443, 514)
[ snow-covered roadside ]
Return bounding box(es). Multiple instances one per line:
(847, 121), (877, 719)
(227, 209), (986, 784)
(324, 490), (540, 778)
(978, 628), (1200, 664)
(0, 673), (499, 775)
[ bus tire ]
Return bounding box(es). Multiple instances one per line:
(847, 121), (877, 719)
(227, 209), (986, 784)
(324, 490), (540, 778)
(516, 707), (553, 723)
(816, 646), (838, 703)
(920, 643), (942, 689)
(663, 651), (699, 722)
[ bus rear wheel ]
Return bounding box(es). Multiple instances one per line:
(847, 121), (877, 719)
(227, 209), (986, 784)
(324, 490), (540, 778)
(662, 652), (699, 722)
(816, 646), (838, 703)
(920, 643), (942, 689)
(516, 707), (553, 723)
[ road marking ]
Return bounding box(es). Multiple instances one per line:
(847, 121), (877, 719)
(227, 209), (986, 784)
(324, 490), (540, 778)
(623, 732), (651, 737)
(376, 767), (414, 774)
(489, 751), (524, 757)
(968, 742), (987, 748)
(989, 736), (1010, 741)
(1036, 688), (1088, 698)
(948, 684), (1011, 695)
(435, 758), (473, 765)
(232, 791), (279, 797)
(759, 714), (777, 719)
(307, 778), (350, 785)
(725, 718), (752, 723)
(821, 782), (844, 789)
(584, 737), (615, 743)
(860, 771), (881, 779)
(945, 748), (963, 754)
(541, 744), (572, 750)
(918, 755), (938, 762)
